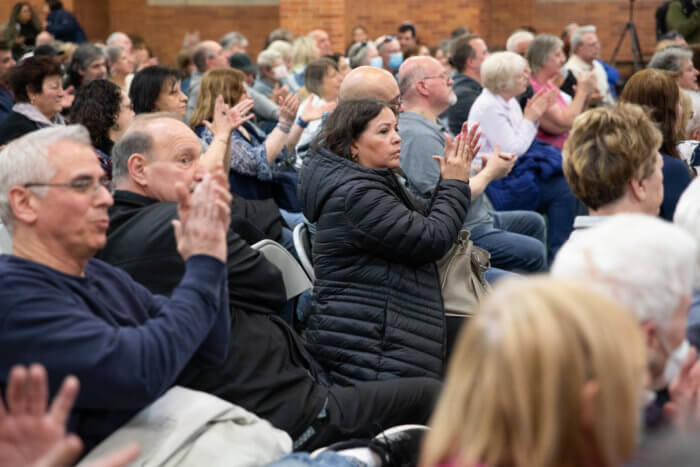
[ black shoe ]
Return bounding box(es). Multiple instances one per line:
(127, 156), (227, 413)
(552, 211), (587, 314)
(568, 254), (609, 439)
(369, 424), (430, 467)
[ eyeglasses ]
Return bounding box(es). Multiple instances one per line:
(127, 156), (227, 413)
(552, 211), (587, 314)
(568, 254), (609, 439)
(24, 175), (111, 195)
(388, 94), (402, 114)
(380, 36), (396, 45)
(421, 74), (451, 84)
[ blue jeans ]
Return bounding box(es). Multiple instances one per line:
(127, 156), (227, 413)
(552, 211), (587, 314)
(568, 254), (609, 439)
(267, 452), (366, 467)
(538, 175), (577, 261)
(471, 211), (547, 273)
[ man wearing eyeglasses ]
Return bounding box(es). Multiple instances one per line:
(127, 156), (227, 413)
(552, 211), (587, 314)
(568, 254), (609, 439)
(0, 125), (232, 452)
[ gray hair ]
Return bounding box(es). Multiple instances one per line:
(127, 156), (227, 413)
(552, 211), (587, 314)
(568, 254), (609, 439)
(192, 41), (219, 73)
(552, 214), (696, 326)
(220, 31), (248, 51)
(505, 30), (534, 53)
(348, 41), (373, 68)
(112, 126), (154, 182)
(106, 32), (131, 48)
(648, 46), (693, 72)
(526, 34), (564, 74)
(570, 25), (596, 53)
(71, 43), (105, 71)
(481, 51), (527, 94)
(674, 178), (700, 289)
(398, 60), (428, 96)
(105, 45), (123, 64)
(267, 40), (294, 60)
(0, 125), (91, 233)
(257, 49), (282, 68)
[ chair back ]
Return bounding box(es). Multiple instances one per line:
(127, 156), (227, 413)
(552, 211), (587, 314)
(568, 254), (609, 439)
(252, 239), (312, 300)
(292, 223), (315, 281)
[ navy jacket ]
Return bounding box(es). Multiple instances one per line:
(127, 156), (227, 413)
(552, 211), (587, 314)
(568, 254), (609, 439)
(448, 74), (482, 136)
(46, 8), (86, 43)
(0, 86), (12, 124)
(0, 254), (229, 452)
(299, 148), (470, 384)
(660, 153), (693, 221)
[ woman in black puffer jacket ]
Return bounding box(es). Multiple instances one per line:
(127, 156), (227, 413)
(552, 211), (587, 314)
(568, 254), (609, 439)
(299, 99), (477, 384)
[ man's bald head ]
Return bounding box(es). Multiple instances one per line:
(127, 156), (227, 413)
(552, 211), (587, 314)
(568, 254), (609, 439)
(309, 29), (332, 55)
(398, 56), (441, 96)
(339, 66), (400, 103)
(193, 40), (226, 72)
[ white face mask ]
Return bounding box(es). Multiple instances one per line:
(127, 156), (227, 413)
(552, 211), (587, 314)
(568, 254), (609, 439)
(658, 339), (690, 389)
(272, 64), (288, 81)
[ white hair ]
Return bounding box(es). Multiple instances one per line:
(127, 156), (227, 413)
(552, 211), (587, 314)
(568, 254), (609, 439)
(106, 32), (131, 49)
(266, 40), (293, 60)
(674, 178), (700, 289)
(257, 49), (282, 68)
(0, 125), (91, 233)
(480, 51), (527, 94)
(219, 31), (248, 51)
(506, 30), (534, 53)
(551, 214), (696, 326)
(570, 25), (596, 53)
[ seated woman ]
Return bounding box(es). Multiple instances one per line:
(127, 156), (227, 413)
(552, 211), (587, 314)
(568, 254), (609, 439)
(0, 56), (65, 145)
(106, 44), (134, 92)
(526, 34), (597, 150)
(299, 99), (477, 384)
(190, 68), (323, 224)
(5, 2), (42, 59)
(294, 58), (341, 165)
(129, 65), (188, 120)
(469, 51), (577, 260)
(620, 69), (693, 221)
(69, 79), (134, 179)
(421, 278), (646, 467)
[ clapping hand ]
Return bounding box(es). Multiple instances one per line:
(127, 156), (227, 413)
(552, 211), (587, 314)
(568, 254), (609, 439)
(524, 85), (558, 122)
(481, 144), (517, 181)
(204, 95), (255, 139)
(301, 98), (337, 124)
(271, 83), (290, 107)
(664, 345), (700, 430)
(278, 93), (300, 127)
(435, 121), (481, 182)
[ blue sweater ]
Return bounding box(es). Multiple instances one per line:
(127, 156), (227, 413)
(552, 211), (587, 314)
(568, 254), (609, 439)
(660, 153), (693, 221)
(0, 254), (229, 451)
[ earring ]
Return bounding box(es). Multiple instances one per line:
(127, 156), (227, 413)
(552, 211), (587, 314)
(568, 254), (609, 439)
(113, 123), (121, 131)
(351, 152), (359, 162)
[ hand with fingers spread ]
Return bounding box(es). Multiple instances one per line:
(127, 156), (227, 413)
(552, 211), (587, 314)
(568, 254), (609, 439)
(172, 172), (231, 263)
(481, 144), (517, 181)
(301, 99), (337, 124)
(231, 97), (255, 127)
(0, 364), (140, 467)
(278, 93), (300, 127)
(435, 121), (481, 182)
(524, 86), (558, 123)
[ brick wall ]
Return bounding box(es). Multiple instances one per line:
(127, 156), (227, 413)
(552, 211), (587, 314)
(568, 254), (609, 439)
(1, 0), (668, 67)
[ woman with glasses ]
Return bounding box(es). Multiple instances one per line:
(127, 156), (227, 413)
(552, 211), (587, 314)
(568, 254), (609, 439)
(0, 56), (65, 145)
(298, 99), (478, 384)
(70, 79), (134, 179)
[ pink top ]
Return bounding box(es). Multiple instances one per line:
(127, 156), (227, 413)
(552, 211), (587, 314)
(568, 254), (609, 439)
(530, 77), (569, 150)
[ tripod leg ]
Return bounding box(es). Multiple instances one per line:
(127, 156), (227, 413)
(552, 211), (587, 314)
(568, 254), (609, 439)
(610, 23), (631, 65)
(629, 23), (644, 71)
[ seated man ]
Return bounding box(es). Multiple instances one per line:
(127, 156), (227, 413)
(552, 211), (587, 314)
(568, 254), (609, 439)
(398, 56), (547, 274)
(0, 125), (231, 452)
(562, 102), (664, 234)
(99, 114), (441, 452)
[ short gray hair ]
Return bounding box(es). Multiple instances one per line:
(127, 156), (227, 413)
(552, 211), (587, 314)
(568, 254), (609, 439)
(674, 178), (700, 289)
(526, 34), (564, 74)
(570, 25), (596, 53)
(648, 46), (693, 72)
(106, 32), (130, 48)
(0, 125), (90, 232)
(112, 125), (154, 182)
(348, 41), (373, 68)
(505, 30), (534, 53)
(267, 40), (293, 60)
(220, 31), (248, 51)
(552, 214), (696, 326)
(105, 45), (123, 64)
(398, 60), (428, 96)
(257, 49), (282, 68)
(481, 51), (527, 94)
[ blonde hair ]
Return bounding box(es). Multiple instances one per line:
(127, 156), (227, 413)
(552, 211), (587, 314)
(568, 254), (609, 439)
(189, 68), (245, 129)
(420, 278), (645, 467)
(293, 36), (318, 69)
(679, 90), (693, 140)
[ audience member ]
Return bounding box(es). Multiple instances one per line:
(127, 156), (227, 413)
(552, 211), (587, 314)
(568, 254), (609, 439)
(648, 46), (700, 95)
(552, 214), (696, 430)
(421, 277), (646, 467)
(98, 113), (442, 453)
(447, 33), (489, 136)
(35, 30), (54, 47)
(0, 55), (64, 145)
(0, 41), (16, 123)
(106, 45), (134, 91)
(376, 35), (403, 74)
(397, 22), (418, 52)
(229, 52), (281, 124)
(44, 0), (86, 44)
(399, 55), (547, 274)
(265, 41), (299, 93)
(264, 28), (295, 48)
(619, 68), (693, 221)
(291, 36), (320, 86)
(505, 29), (534, 56)
(351, 25), (368, 45)
(5, 2), (42, 59)
(129, 34), (157, 71)
(129, 65), (187, 119)
(299, 98), (477, 384)
(220, 31), (248, 59)
(563, 103), (664, 235)
(347, 40), (381, 69)
(70, 79), (134, 178)
(564, 25), (613, 105)
(309, 29), (332, 56)
(65, 43), (108, 89)
(674, 179), (700, 340)
(561, 22), (579, 57)
(432, 39), (451, 73)
(527, 34), (596, 150)
(323, 52), (351, 79)
(469, 51), (574, 260)
(0, 125), (232, 451)
(666, 0), (700, 45)
(185, 40), (228, 121)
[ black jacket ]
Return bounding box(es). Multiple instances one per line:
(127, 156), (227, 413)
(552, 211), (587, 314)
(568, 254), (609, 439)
(448, 74), (482, 136)
(299, 148), (471, 384)
(97, 191), (327, 439)
(0, 111), (42, 145)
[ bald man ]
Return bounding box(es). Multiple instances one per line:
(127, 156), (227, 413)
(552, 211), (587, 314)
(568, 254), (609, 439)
(186, 40), (229, 120)
(398, 57), (547, 275)
(309, 29), (332, 56)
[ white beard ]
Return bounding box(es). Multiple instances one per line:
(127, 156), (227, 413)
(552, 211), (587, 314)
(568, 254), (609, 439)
(448, 91), (458, 106)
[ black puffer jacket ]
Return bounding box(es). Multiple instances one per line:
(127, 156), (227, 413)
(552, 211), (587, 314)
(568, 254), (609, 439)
(299, 147), (470, 384)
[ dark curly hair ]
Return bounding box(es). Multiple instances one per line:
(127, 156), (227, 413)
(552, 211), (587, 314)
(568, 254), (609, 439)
(70, 79), (123, 151)
(129, 65), (181, 114)
(10, 55), (62, 103)
(312, 99), (392, 161)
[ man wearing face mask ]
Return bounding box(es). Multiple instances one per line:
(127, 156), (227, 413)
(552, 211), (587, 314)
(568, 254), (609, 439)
(253, 49), (291, 100)
(552, 214), (698, 431)
(377, 36), (403, 75)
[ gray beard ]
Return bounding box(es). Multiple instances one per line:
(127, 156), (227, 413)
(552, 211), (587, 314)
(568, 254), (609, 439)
(448, 91), (458, 107)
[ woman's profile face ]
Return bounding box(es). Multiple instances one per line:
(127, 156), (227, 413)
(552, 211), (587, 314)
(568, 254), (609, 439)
(154, 79), (187, 118)
(113, 91), (134, 140)
(351, 107), (401, 169)
(541, 46), (566, 77)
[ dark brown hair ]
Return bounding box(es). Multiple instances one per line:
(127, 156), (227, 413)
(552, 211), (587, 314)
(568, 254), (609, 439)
(10, 55), (62, 103)
(305, 58), (338, 97)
